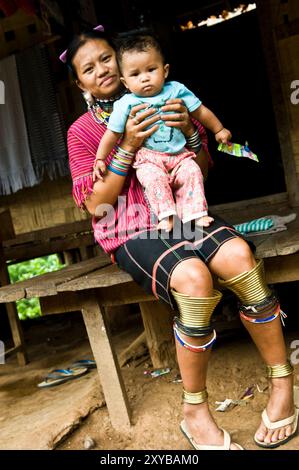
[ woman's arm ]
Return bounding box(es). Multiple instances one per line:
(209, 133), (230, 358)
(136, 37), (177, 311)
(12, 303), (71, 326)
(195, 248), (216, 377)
(84, 104), (160, 216)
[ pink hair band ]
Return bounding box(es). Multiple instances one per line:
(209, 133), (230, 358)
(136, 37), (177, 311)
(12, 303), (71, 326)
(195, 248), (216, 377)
(59, 24), (105, 63)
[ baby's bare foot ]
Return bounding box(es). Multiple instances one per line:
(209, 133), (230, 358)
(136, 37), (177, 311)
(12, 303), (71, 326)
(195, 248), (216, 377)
(195, 216), (214, 228)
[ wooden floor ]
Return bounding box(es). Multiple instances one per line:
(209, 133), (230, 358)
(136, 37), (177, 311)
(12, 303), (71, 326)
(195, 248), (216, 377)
(210, 192), (299, 258)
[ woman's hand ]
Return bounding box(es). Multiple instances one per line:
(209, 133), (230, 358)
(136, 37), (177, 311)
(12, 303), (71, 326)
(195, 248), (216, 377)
(160, 98), (195, 137)
(121, 103), (160, 153)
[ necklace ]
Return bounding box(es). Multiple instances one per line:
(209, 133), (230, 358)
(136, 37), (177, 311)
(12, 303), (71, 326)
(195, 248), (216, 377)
(89, 89), (127, 126)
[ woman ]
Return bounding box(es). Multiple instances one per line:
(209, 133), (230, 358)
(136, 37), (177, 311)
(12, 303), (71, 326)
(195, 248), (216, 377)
(64, 27), (297, 450)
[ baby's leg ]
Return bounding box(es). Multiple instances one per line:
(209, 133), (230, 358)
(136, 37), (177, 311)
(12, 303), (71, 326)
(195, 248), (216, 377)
(172, 157), (213, 226)
(136, 162), (176, 232)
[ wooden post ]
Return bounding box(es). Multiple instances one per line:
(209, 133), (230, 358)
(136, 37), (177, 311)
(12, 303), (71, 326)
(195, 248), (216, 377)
(0, 234), (28, 366)
(256, 0), (299, 206)
(139, 301), (176, 368)
(80, 290), (131, 431)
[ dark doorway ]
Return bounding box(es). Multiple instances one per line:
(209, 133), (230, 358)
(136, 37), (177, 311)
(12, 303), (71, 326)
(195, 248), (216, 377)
(169, 9), (286, 204)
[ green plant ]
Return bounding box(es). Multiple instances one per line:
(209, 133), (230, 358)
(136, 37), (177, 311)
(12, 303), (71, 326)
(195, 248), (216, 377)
(8, 254), (65, 320)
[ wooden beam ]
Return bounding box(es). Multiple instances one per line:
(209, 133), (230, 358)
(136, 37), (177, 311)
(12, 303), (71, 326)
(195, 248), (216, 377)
(139, 301), (175, 369)
(80, 290), (131, 430)
(0, 236), (28, 366)
(264, 253), (299, 284)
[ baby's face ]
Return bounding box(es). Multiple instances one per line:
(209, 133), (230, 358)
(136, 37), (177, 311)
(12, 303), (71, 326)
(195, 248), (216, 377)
(120, 47), (169, 97)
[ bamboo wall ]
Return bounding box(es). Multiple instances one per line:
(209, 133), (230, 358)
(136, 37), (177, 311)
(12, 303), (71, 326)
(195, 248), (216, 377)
(0, 178), (88, 235)
(0, 9), (87, 235)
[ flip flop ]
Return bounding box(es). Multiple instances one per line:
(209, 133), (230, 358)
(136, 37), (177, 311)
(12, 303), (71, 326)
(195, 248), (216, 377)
(254, 408), (299, 448)
(70, 359), (97, 370)
(37, 367), (88, 388)
(180, 420), (244, 450)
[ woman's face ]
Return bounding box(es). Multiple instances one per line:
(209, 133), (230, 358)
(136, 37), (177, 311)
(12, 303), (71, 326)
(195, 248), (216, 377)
(73, 39), (122, 100)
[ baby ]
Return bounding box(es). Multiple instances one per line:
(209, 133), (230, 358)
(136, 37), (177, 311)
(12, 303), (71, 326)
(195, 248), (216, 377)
(93, 33), (231, 232)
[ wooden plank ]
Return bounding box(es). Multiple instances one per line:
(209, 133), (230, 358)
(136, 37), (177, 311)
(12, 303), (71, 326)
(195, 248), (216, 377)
(0, 236), (28, 365)
(40, 292), (82, 316)
(25, 255), (111, 298)
(3, 218), (92, 246)
(264, 253), (299, 284)
(80, 290), (131, 430)
(0, 254), (111, 302)
(252, 211), (299, 258)
(57, 264), (132, 292)
(210, 192), (288, 217)
(0, 209), (15, 241)
(139, 301), (175, 369)
(3, 233), (95, 262)
(98, 283), (156, 307)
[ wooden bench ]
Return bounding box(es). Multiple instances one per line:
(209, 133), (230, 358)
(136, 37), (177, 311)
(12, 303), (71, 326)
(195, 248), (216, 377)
(0, 252), (174, 431)
(0, 193), (298, 431)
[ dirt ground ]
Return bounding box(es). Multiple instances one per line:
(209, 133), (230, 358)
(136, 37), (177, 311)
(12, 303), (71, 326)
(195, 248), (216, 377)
(1, 308), (299, 451)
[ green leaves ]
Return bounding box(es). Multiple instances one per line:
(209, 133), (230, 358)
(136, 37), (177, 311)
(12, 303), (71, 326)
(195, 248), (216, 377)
(8, 255), (65, 320)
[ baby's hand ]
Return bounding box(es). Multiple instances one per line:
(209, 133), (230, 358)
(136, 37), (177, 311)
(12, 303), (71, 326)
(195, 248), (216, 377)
(215, 128), (232, 144)
(92, 159), (107, 182)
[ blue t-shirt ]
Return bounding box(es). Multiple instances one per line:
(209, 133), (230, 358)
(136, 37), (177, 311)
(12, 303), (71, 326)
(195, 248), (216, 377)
(108, 81), (201, 154)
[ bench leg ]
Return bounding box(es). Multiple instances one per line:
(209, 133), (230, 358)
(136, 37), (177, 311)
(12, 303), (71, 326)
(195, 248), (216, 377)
(6, 302), (28, 366)
(80, 291), (131, 431)
(139, 301), (175, 369)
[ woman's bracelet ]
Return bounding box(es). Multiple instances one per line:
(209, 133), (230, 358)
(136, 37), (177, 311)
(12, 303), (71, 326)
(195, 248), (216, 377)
(107, 146), (135, 177)
(185, 129), (202, 154)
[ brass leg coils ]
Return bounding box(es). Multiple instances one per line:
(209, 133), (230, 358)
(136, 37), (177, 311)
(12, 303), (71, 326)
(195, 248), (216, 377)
(171, 289), (223, 404)
(218, 259), (286, 325)
(171, 289), (222, 352)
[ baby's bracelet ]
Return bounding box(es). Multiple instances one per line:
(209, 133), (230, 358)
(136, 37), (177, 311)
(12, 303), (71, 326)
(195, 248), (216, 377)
(214, 127), (224, 135)
(186, 129), (202, 154)
(107, 146), (135, 177)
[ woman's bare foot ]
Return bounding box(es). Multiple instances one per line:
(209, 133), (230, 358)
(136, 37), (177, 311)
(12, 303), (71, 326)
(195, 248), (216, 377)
(157, 216), (174, 232)
(195, 216), (214, 228)
(183, 402), (242, 450)
(255, 376), (295, 445)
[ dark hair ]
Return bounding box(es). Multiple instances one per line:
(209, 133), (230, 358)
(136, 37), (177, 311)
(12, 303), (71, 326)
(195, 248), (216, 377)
(66, 30), (116, 78)
(116, 31), (165, 70)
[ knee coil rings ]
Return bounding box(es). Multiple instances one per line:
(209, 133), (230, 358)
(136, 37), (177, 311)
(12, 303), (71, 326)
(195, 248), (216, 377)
(171, 289), (222, 352)
(218, 259), (285, 325)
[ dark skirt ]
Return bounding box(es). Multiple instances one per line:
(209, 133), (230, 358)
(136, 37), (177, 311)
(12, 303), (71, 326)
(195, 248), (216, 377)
(114, 214), (255, 308)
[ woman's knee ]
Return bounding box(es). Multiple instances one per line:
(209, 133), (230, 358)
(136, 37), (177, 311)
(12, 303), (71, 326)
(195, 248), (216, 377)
(170, 258), (213, 297)
(209, 238), (256, 279)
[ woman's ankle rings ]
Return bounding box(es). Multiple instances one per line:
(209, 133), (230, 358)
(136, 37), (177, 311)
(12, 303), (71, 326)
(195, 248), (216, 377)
(266, 360), (294, 379)
(183, 388), (208, 405)
(171, 289), (222, 352)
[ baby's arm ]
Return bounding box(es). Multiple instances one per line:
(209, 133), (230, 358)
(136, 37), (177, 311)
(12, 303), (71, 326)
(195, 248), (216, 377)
(93, 130), (122, 181)
(191, 105), (232, 144)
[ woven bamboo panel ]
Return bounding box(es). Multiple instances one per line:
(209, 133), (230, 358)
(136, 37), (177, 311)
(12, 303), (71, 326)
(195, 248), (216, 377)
(0, 178), (88, 235)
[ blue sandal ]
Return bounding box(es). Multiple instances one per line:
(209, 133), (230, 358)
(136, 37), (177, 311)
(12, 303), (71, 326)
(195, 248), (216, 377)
(37, 367), (88, 388)
(70, 359), (97, 370)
